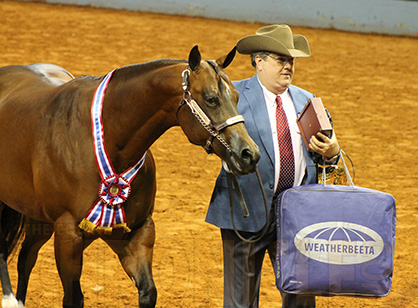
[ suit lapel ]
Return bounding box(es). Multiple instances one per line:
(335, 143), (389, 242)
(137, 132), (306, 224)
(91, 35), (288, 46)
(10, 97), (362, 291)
(241, 76), (275, 166)
(288, 85), (309, 115)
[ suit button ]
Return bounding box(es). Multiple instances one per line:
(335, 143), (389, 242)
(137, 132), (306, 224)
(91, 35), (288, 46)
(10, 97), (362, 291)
(269, 184), (274, 189)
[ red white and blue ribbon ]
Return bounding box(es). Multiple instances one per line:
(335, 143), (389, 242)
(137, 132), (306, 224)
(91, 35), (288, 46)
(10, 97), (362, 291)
(79, 70), (146, 233)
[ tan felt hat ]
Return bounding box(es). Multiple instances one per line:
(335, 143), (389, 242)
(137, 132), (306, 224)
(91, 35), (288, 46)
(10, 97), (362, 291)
(236, 24), (311, 58)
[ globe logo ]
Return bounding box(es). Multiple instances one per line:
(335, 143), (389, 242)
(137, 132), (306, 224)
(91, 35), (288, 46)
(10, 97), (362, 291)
(294, 221), (384, 265)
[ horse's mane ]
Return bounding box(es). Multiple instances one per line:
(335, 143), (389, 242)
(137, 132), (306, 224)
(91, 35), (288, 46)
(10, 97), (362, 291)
(115, 59), (187, 77)
(74, 59), (186, 82)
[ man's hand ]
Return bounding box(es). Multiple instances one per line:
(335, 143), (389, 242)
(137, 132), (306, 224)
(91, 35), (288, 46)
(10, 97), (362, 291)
(309, 131), (340, 159)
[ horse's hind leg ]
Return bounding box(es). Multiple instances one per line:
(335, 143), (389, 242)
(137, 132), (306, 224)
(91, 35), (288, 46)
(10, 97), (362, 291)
(0, 236), (18, 308)
(104, 216), (157, 308)
(15, 219), (54, 306)
(54, 215), (85, 308)
(0, 203), (25, 308)
(0, 250), (19, 308)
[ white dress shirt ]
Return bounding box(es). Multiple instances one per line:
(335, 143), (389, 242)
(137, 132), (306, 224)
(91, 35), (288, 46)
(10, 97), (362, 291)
(258, 78), (307, 191)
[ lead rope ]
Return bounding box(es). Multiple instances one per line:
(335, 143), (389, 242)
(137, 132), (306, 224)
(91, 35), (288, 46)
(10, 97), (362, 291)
(226, 165), (270, 243)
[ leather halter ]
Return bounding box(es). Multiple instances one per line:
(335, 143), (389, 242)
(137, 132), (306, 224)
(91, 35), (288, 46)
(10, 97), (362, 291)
(177, 65), (245, 154)
(178, 65), (269, 243)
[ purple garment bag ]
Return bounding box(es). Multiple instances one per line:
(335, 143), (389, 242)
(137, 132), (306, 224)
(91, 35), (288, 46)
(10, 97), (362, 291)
(275, 182), (396, 297)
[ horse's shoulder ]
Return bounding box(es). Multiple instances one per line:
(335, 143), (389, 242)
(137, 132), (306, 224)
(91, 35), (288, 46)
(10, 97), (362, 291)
(26, 63), (75, 86)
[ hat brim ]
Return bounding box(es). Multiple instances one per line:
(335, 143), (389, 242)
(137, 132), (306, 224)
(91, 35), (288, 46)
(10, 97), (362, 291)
(236, 34), (311, 58)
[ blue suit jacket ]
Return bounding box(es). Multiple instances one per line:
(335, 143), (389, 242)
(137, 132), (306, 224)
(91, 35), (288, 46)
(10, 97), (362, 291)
(206, 75), (317, 232)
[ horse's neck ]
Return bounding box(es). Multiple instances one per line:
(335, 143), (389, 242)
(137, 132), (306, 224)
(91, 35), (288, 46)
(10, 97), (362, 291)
(101, 62), (186, 171)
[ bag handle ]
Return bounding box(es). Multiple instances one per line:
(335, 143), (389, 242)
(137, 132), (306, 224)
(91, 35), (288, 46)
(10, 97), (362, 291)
(321, 149), (355, 186)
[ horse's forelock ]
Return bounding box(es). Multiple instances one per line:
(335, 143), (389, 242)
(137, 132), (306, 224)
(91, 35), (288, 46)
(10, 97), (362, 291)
(206, 60), (225, 93)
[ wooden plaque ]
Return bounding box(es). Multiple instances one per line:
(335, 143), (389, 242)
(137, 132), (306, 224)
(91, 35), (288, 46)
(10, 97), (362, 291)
(297, 97), (333, 150)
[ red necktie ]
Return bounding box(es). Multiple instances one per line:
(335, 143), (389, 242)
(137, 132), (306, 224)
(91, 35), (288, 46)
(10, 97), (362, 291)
(275, 95), (295, 196)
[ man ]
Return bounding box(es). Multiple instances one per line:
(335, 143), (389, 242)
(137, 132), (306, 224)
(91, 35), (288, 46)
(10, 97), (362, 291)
(206, 24), (340, 308)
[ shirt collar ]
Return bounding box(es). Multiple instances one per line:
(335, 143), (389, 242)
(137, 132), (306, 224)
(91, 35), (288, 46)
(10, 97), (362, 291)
(256, 76), (290, 106)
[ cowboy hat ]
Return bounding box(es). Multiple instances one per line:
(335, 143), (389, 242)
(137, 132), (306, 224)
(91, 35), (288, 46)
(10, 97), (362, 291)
(236, 24), (311, 57)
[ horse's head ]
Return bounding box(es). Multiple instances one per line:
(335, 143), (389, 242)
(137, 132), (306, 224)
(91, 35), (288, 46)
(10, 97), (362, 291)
(177, 46), (260, 175)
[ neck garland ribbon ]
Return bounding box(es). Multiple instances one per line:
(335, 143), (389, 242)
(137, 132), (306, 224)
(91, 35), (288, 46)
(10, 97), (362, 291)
(78, 71), (146, 234)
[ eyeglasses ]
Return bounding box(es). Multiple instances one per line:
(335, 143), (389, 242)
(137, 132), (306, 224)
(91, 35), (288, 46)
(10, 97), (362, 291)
(267, 54), (295, 66)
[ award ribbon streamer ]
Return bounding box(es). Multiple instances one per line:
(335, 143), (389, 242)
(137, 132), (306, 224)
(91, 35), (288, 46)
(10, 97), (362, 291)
(79, 71), (146, 234)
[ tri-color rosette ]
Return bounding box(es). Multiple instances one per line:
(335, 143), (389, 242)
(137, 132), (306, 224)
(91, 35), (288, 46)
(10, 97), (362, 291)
(99, 175), (131, 205)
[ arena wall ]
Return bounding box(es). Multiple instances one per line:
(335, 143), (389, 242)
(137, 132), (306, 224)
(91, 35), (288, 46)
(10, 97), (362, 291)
(17, 0), (418, 36)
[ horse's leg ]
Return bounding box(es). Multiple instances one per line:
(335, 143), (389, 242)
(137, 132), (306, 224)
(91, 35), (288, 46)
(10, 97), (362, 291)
(15, 219), (54, 306)
(0, 245), (18, 308)
(104, 216), (157, 308)
(54, 215), (84, 308)
(0, 232), (18, 308)
(0, 203), (25, 308)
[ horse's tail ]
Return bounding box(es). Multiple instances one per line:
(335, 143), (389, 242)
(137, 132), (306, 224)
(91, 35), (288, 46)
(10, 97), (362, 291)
(1, 203), (26, 258)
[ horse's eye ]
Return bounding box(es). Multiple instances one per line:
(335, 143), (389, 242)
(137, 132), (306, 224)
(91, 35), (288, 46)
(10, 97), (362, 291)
(206, 97), (219, 106)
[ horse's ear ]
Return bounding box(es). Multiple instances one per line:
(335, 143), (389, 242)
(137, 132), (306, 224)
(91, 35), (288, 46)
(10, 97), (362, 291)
(189, 45), (201, 72)
(216, 46), (237, 69)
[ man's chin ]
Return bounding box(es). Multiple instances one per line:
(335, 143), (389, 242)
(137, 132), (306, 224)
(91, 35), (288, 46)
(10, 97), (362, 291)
(277, 81), (291, 91)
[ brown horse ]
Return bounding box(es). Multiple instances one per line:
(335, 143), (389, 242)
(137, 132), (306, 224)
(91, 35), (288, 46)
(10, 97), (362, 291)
(0, 46), (260, 308)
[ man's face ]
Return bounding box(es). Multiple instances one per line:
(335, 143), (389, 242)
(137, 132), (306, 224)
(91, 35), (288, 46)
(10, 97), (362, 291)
(256, 53), (295, 95)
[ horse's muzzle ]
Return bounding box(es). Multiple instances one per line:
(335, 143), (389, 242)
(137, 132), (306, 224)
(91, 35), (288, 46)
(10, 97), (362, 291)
(226, 142), (260, 176)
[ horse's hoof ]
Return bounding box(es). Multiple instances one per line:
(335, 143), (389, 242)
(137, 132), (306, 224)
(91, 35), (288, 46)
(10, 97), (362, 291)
(1, 294), (23, 308)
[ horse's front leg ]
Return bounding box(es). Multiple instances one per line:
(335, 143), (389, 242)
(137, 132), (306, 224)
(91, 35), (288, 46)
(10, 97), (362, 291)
(16, 219), (54, 306)
(104, 216), (157, 308)
(54, 214), (84, 308)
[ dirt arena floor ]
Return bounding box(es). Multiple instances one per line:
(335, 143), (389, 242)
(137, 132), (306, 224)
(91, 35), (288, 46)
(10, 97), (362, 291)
(0, 1), (417, 307)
